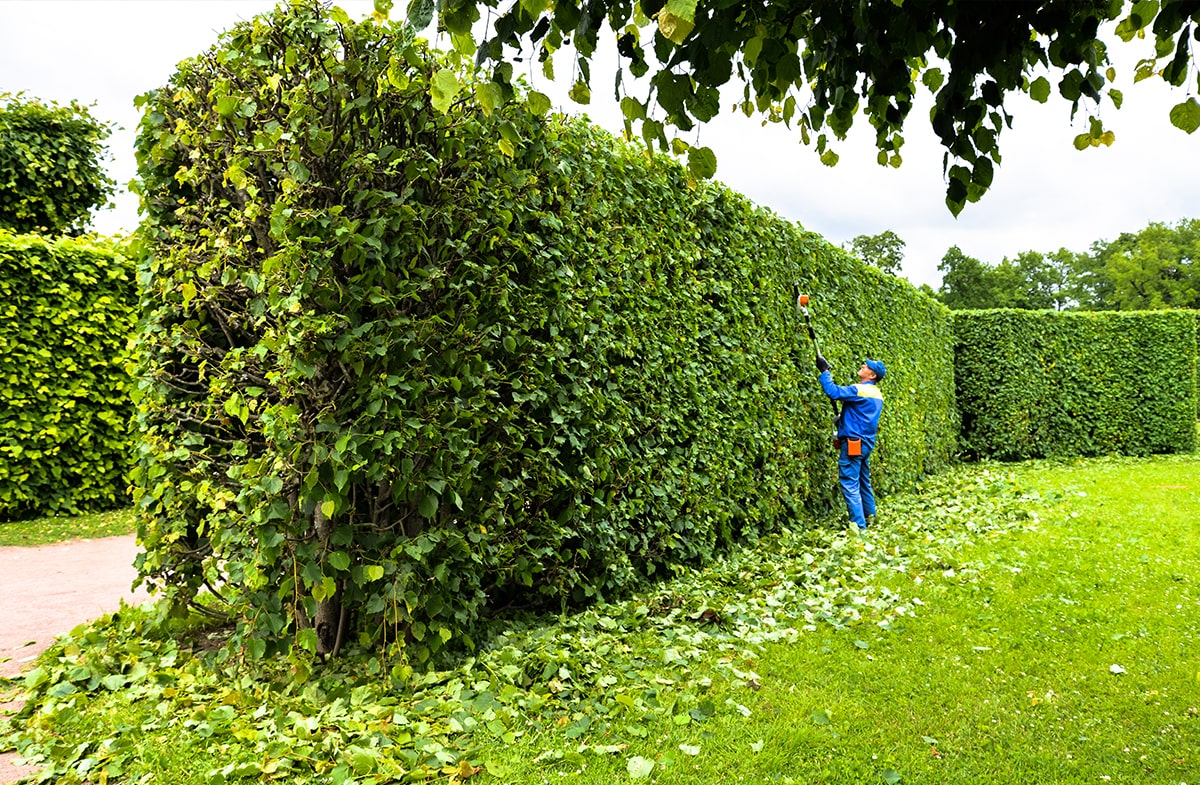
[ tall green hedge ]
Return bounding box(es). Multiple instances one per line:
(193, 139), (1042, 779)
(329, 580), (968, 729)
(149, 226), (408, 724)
(0, 232), (135, 519)
(132, 2), (956, 664)
(954, 309), (1198, 460)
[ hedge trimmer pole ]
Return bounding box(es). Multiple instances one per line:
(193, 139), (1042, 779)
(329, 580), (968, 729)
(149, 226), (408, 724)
(796, 292), (823, 357)
(795, 288), (841, 420)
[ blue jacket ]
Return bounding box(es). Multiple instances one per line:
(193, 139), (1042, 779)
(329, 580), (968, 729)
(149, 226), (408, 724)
(819, 372), (883, 449)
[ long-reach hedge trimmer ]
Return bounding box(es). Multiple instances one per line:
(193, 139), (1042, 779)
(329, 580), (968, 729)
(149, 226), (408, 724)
(795, 287), (841, 422)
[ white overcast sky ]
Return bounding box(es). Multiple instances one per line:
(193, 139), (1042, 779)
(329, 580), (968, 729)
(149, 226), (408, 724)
(2, 1), (1197, 289)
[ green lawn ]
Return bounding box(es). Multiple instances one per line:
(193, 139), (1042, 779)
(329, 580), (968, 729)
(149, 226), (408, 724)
(0, 507), (135, 547)
(3, 455), (1197, 784)
(490, 456), (1200, 784)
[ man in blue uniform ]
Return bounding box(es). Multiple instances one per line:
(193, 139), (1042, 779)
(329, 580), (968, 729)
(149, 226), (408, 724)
(815, 357), (886, 533)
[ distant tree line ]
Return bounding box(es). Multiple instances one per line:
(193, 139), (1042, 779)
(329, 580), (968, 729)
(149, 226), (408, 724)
(937, 219), (1199, 311)
(851, 220), (1199, 311)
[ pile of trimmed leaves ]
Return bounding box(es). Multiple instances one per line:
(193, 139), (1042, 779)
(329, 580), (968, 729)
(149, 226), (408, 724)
(2, 466), (1061, 784)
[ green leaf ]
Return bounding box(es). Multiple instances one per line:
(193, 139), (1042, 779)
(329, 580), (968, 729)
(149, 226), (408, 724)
(419, 493), (439, 518)
(1059, 69), (1084, 101)
(321, 500), (336, 519)
(811, 708), (831, 725)
(621, 97), (647, 124)
(665, 0), (697, 22)
(882, 769), (903, 784)
(498, 122), (521, 144)
(475, 81), (504, 116)
(329, 551), (351, 571)
(1169, 98), (1200, 133)
(626, 756), (654, 778)
(526, 91), (552, 116)
(365, 565), (385, 581)
(568, 80), (592, 105)
(313, 576), (336, 602)
(686, 146), (718, 179)
(406, 0), (433, 29)
(744, 35), (763, 66)
(101, 673), (126, 690)
(921, 67), (944, 93)
(657, 7), (695, 44)
(215, 95), (240, 118)
(223, 393), (245, 422)
(23, 667), (49, 690)
(344, 746), (378, 776)
(1029, 76), (1051, 104)
(287, 160), (310, 183)
(431, 69), (462, 113)
(225, 163), (247, 190)
(1073, 132), (1092, 151)
(1134, 58), (1157, 83)
(297, 628), (318, 654)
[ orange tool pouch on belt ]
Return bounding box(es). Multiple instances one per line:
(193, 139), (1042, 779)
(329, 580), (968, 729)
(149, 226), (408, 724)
(846, 438), (862, 457)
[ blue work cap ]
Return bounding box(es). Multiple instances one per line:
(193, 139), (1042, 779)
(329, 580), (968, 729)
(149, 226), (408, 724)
(865, 358), (886, 382)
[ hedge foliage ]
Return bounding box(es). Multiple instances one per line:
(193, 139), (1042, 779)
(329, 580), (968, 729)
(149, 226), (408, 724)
(0, 94), (115, 236)
(954, 309), (1198, 460)
(131, 2), (956, 664)
(0, 232), (135, 520)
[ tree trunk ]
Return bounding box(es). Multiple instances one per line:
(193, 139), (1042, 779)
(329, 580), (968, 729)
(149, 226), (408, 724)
(312, 504), (343, 657)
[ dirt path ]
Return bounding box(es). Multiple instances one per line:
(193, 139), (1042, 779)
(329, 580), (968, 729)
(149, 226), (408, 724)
(0, 534), (150, 783)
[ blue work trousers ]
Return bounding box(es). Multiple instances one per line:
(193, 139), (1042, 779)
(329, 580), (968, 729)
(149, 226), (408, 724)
(838, 440), (876, 530)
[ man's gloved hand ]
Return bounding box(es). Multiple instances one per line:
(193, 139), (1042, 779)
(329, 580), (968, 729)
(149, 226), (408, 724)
(815, 355), (831, 373)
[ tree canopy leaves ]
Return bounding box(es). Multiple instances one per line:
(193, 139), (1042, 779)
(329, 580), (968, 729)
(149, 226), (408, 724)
(848, 230), (905, 275)
(0, 94), (114, 235)
(1093, 218), (1200, 309)
(414, 0), (1200, 215)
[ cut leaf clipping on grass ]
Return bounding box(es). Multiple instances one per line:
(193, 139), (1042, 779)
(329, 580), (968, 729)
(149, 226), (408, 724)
(626, 755), (654, 778)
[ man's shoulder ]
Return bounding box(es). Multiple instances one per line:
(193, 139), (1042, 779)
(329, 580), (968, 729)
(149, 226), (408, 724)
(853, 383), (883, 400)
